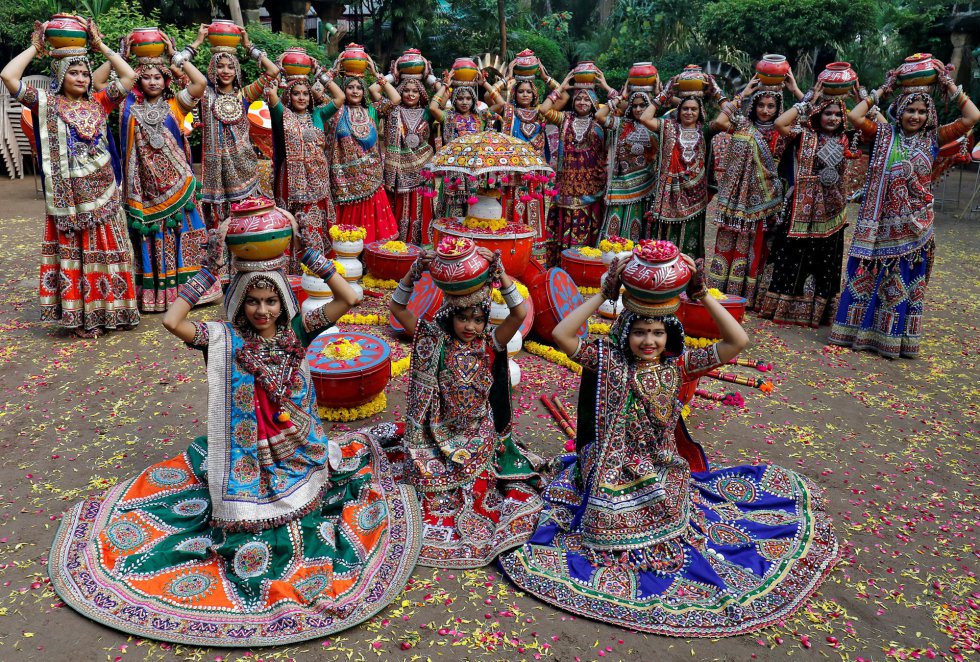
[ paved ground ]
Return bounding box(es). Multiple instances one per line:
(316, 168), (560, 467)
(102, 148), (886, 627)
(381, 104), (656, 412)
(0, 175), (976, 662)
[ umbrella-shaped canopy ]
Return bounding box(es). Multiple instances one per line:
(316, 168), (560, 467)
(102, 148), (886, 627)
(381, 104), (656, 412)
(426, 131), (553, 177)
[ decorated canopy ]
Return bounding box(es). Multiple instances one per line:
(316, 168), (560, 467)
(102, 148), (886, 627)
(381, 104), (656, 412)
(426, 131), (553, 177)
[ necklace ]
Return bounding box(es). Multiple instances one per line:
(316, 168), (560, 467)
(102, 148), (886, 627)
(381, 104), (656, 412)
(295, 112), (322, 144)
(515, 106), (538, 140)
(571, 115), (592, 143)
(816, 135), (844, 186)
(399, 106), (426, 149)
(132, 97), (170, 149)
(624, 121), (651, 155)
(347, 105), (372, 140)
(678, 126), (700, 164)
(55, 95), (103, 143)
(212, 91), (243, 125)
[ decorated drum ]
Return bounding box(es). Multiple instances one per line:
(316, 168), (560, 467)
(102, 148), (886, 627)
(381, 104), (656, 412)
(897, 53), (939, 88)
(532, 268), (587, 343)
(756, 54), (790, 86)
(678, 376), (700, 406)
(512, 49), (540, 80)
(363, 241), (423, 282)
(340, 44), (369, 76)
(247, 100), (273, 159)
(560, 248), (605, 289)
(628, 62), (658, 89)
(225, 196), (292, 260)
(818, 62), (857, 96)
(430, 218), (536, 279)
(207, 20), (242, 49)
(676, 292), (747, 339)
(396, 48), (426, 77)
(521, 257), (548, 291)
(518, 294), (535, 339)
(129, 28), (166, 59)
(308, 332), (391, 409)
(452, 57), (480, 84)
(45, 14), (87, 52)
(281, 47), (313, 77)
(389, 272), (444, 336)
(288, 274), (308, 306)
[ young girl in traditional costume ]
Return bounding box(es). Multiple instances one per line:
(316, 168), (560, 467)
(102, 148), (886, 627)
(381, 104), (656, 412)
(119, 27), (215, 311)
(500, 241), (840, 635)
(829, 59), (978, 358)
(387, 241), (544, 567)
(708, 72), (804, 307)
(2, 19), (140, 337)
(47, 207), (421, 645)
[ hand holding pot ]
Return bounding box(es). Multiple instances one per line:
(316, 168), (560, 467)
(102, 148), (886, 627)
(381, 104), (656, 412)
(601, 257), (628, 301)
(684, 255), (706, 300)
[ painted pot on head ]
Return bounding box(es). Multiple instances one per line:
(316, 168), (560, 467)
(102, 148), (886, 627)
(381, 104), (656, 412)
(619, 240), (692, 316)
(339, 43), (369, 76)
(818, 62), (858, 96)
(628, 62), (659, 89)
(452, 57), (480, 84)
(45, 14), (88, 52)
(207, 20), (242, 50)
(512, 49), (540, 80)
(572, 61), (600, 87)
(756, 54), (790, 85)
(129, 27), (167, 59)
(396, 48), (427, 78)
(896, 53), (939, 89)
(224, 196), (293, 261)
(429, 236), (490, 296)
(676, 65), (708, 93)
(281, 47), (314, 77)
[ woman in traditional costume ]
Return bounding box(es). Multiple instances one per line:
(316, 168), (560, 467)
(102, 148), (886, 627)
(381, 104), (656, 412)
(830, 60), (978, 358)
(539, 70), (616, 265)
(707, 73), (803, 307)
(759, 83), (855, 326)
(2, 20), (140, 337)
(48, 219), (421, 645)
(600, 82), (659, 242)
(320, 57), (399, 244)
(196, 27), (279, 232)
(500, 241), (840, 635)
(268, 64), (334, 266)
(377, 59), (435, 244)
(387, 242), (544, 567)
(119, 27), (216, 311)
(639, 75), (723, 261)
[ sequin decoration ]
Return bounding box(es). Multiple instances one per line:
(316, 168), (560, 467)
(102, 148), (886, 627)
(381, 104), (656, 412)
(233, 541), (271, 578)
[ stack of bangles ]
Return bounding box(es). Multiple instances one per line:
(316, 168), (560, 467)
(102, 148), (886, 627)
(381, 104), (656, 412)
(302, 248), (337, 282)
(688, 282), (708, 302)
(177, 268), (217, 307)
(170, 44), (197, 69)
(248, 45), (267, 62)
(499, 282), (524, 309)
(391, 281), (413, 306)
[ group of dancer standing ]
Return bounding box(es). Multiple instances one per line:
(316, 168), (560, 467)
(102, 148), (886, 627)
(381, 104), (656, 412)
(1, 13), (976, 649)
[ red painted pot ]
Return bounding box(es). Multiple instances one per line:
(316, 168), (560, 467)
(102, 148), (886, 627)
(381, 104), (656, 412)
(129, 27), (166, 59)
(560, 248), (605, 289)
(452, 57), (480, 84)
(513, 49), (539, 80)
(207, 20), (242, 50)
(396, 48), (426, 77)
(225, 196), (292, 261)
(429, 236), (489, 295)
(676, 292), (747, 339)
(897, 53), (939, 89)
(307, 332), (391, 409)
(756, 54), (790, 86)
(45, 14), (87, 52)
(676, 65), (708, 93)
(363, 241), (423, 281)
(281, 47), (313, 77)
(531, 268), (587, 343)
(340, 44), (369, 76)
(573, 61), (599, 87)
(818, 62), (857, 96)
(628, 62), (658, 89)
(620, 240), (692, 304)
(430, 218), (536, 280)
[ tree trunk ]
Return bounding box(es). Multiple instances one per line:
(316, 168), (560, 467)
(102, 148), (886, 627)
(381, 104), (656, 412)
(498, 0), (507, 57)
(228, 0), (244, 26)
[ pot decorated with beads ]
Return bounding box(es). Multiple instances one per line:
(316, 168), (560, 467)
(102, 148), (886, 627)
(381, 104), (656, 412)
(756, 54), (790, 85)
(129, 27), (166, 59)
(818, 62), (857, 96)
(896, 53), (939, 89)
(429, 236), (490, 296)
(45, 14), (88, 52)
(396, 48), (426, 78)
(628, 62), (658, 89)
(281, 47), (314, 77)
(572, 61), (600, 87)
(339, 44), (369, 76)
(207, 20), (242, 49)
(451, 57), (480, 84)
(512, 49), (540, 80)
(676, 64), (708, 93)
(224, 196), (292, 261)
(620, 240), (692, 308)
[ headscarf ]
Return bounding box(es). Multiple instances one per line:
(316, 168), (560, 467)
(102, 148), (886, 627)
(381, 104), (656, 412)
(339, 76), (368, 106)
(804, 97), (846, 135)
(50, 54), (91, 95)
(207, 51), (243, 90)
(510, 80), (539, 107)
(888, 92), (939, 135)
(133, 59), (175, 101)
(396, 77), (429, 105)
(225, 258), (300, 326)
(450, 85), (477, 109)
(571, 87), (599, 115)
(433, 286), (492, 335)
(281, 76), (312, 111)
(610, 310), (685, 360)
(745, 86), (783, 124)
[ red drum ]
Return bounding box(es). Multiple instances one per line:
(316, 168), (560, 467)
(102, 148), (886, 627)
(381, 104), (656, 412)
(288, 275), (307, 306)
(518, 294), (535, 339)
(430, 218), (535, 278)
(560, 248), (605, 289)
(521, 257), (548, 291)
(363, 241), (422, 281)
(248, 101), (273, 159)
(389, 272), (444, 337)
(676, 293), (747, 339)
(532, 268), (587, 343)
(308, 331), (391, 408)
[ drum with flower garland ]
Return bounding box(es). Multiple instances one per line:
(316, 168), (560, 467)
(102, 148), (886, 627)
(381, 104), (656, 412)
(532, 268), (587, 343)
(676, 292), (747, 340)
(560, 247), (605, 289)
(363, 241), (423, 282)
(389, 272), (444, 337)
(430, 218), (536, 278)
(308, 331), (391, 409)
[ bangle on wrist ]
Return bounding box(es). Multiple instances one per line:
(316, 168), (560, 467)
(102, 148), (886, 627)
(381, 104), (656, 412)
(391, 283), (412, 306)
(503, 289), (524, 309)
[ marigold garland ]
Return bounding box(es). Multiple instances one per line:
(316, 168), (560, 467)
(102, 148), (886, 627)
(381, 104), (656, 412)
(490, 281), (530, 304)
(685, 336), (720, 348)
(362, 274), (398, 290)
(598, 237), (635, 253)
(301, 261), (346, 277)
(390, 356), (411, 378)
(329, 225), (367, 242)
(579, 286), (600, 295)
(706, 288), (726, 300)
(320, 338), (362, 360)
(318, 392), (386, 421)
(379, 240), (409, 254)
(577, 246), (603, 259)
(338, 313), (386, 326)
(524, 341), (582, 375)
(463, 216), (508, 232)
(588, 322), (611, 335)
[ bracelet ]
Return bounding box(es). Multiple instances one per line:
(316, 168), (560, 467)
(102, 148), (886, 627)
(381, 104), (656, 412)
(177, 88), (199, 108)
(547, 90), (561, 103)
(249, 46), (266, 63)
(391, 283), (412, 306)
(301, 248), (337, 281)
(502, 286), (524, 309)
(547, 77), (559, 91)
(607, 89), (621, 101)
(171, 51), (187, 69)
(688, 284), (708, 302)
(185, 44), (198, 57)
(793, 101), (810, 116)
(177, 268), (217, 307)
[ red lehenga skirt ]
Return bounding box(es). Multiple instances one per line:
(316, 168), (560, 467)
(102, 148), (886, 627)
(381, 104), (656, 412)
(336, 189), (398, 244)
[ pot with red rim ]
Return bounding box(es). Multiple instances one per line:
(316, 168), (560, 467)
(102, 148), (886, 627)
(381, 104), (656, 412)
(756, 54), (790, 86)
(207, 20), (242, 49)
(620, 240), (692, 304)
(818, 62), (857, 96)
(429, 236), (490, 296)
(129, 27), (167, 59)
(281, 47), (314, 77)
(225, 196), (293, 261)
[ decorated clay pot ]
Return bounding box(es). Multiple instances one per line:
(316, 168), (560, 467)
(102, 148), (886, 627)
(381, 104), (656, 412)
(224, 196), (292, 261)
(628, 62), (658, 89)
(129, 27), (166, 59)
(620, 240), (692, 306)
(281, 47), (313, 77)
(676, 64), (708, 93)
(396, 48), (426, 78)
(897, 53), (939, 88)
(818, 62), (857, 96)
(512, 49), (540, 80)
(340, 44), (369, 76)
(45, 14), (88, 52)
(572, 61), (600, 87)
(429, 237), (490, 296)
(452, 57), (480, 84)
(207, 20), (242, 50)
(756, 54), (790, 85)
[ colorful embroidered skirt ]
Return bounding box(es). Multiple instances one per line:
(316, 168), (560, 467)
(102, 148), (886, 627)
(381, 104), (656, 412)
(647, 211), (706, 262)
(708, 221), (772, 309)
(758, 226), (845, 327)
(133, 206), (210, 313)
(829, 240), (933, 359)
(500, 458), (839, 637)
(40, 211), (140, 332)
(49, 431), (421, 646)
(388, 188), (433, 246)
(385, 433), (543, 569)
(545, 202), (603, 266)
(600, 200), (650, 243)
(336, 190), (398, 245)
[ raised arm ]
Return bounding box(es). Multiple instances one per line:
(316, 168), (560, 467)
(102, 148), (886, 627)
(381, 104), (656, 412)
(176, 25), (209, 101)
(89, 22), (135, 92)
(638, 76), (674, 132)
(367, 56), (399, 104)
(388, 252), (433, 338)
(539, 71), (572, 114)
(429, 75), (448, 122)
(683, 255), (748, 363)
(479, 248), (526, 346)
(299, 249), (361, 335)
(938, 61), (980, 131)
(553, 260), (627, 357)
(1, 42), (38, 96)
